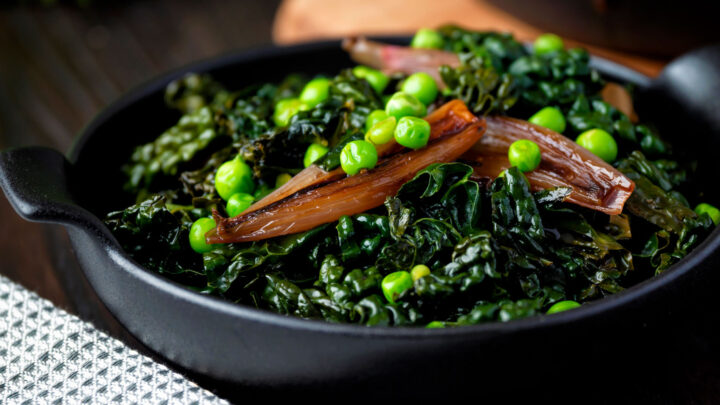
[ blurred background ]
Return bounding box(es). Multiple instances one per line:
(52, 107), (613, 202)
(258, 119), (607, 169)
(2, 0), (720, 400)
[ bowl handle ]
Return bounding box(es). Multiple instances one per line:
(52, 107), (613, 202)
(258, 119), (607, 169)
(0, 146), (90, 226)
(648, 43), (720, 134)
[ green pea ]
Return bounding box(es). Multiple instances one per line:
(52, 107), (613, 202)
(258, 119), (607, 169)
(352, 65), (390, 94)
(275, 173), (292, 188)
(411, 264), (431, 281)
(215, 157), (255, 201)
(508, 139), (542, 172)
(394, 116), (431, 149)
(576, 129), (618, 163)
(411, 28), (444, 49)
(382, 271), (413, 303)
(385, 92), (427, 120)
(226, 193), (254, 217)
(189, 217), (216, 253)
(365, 109), (389, 132)
(303, 143), (329, 167)
(528, 106), (566, 133)
(695, 203), (720, 225)
(534, 33), (564, 55)
(299, 77), (330, 107)
(401, 72), (438, 105)
(425, 321), (445, 328)
(393, 117), (431, 150)
(365, 116), (397, 145)
(546, 300), (581, 314)
(273, 98), (304, 127)
(340, 140), (378, 175)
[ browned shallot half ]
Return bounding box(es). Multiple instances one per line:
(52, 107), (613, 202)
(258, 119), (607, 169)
(342, 37), (460, 88)
(207, 101), (485, 244)
(463, 116), (635, 215)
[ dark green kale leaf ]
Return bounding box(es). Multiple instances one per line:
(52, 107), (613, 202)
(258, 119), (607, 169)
(437, 25), (527, 72)
(392, 162), (482, 234)
(435, 26), (527, 115)
(352, 294), (420, 326)
(616, 150), (680, 193)
(203, 224), (330, 295)
(124, 106), (222, 196)
(164, 73), (228, 114)
(104, 195), (203, 281)
(618, 152), (702, 234)
(262, 274), (322, 318)
(439, 59), (519, 116)
(490, 167), (544, 251)
(616, 151), (712, 274)
(455, 298), (544, 325)
(380, 163), (478, 271)
(437, 26), (602, 119)
(508, 48), (603, 114)
(567, 96), (668, 156)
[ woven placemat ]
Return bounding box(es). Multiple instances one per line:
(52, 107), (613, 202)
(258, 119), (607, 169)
(0, 275), (227, 404)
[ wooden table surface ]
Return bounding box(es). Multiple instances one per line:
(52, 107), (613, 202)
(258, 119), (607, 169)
(1, 0), (718, 402)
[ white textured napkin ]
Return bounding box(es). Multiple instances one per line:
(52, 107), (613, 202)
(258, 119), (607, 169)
(0, 275), (227, 404)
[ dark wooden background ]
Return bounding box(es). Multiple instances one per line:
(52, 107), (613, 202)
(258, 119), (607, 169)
(2, 1), (720, 403)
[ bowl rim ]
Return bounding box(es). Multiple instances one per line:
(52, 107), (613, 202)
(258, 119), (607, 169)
(66, 36), (720, 339)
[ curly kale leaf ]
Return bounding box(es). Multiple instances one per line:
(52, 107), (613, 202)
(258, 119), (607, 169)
(437, 26), (602, 118)
(439, 60), (519, 116)
(437, 25), (527, 72)
(263, 257), (421, 325)
(104, 195), (203, 280)
(617, 150), (682, 192)
(203, 224), (330, 295)
(164, 73), (228, 114)
(455, 298), (545, 325)
(124, 106), (222, 195)
(437, 28), (522, 116)
(392, 162), (482, 235)
(618, 151), (704, 234)
(490, 167), (544, 250)
(508, 48), (604, 113)
(616, 152), (712, 273)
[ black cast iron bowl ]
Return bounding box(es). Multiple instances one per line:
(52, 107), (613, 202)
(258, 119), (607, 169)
(3, 38), (720, 398)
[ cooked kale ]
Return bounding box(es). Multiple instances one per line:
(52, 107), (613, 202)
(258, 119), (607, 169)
(105, 28), (715, 327)
(437, 25), (603, 118)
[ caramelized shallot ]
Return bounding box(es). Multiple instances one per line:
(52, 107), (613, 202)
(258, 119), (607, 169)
(463, 116), (635, 215)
